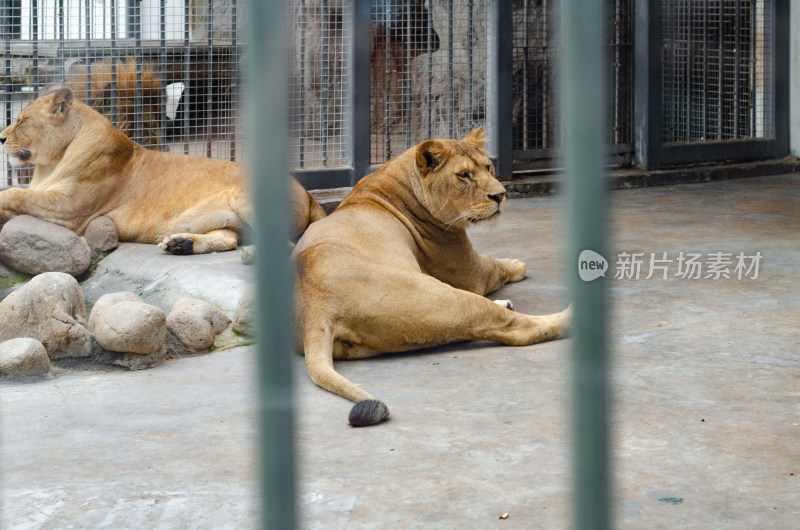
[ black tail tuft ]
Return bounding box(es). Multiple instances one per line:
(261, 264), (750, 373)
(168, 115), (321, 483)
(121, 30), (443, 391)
(348, 399), (390, 427)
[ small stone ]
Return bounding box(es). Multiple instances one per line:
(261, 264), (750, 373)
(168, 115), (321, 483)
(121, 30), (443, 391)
(232, 286), (256, 337)
(90, 335), (167, 370)
(170, 298), (231, 335)
(83, 216), (119, 255)
(0, 260), (15, 280)
(0, 338), (51, 377)
(167, 311), (215, 351)
(87, 291), (144, 332)
(166, 298), (231, 352)
(92, 301), (166, 355)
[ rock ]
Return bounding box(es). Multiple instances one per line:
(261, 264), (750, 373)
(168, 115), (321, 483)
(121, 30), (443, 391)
(0, 261), (29, 300)
(0, 338), (52, 377)
(0, 215), (92, 276)
(168, 311), (214, 351)
(232, 286), (255, 336)
(87, 291), (144, 332)
(90, 335), (167, 370)
(166, 298), (231, 352)
(0, 272), (92, 359)
(83, 216), (119, 255)
(164, 330), (194, 357)
(171, 298), (231, 335)
(92, 301), (166, 355)
(0, 260), (15, 280)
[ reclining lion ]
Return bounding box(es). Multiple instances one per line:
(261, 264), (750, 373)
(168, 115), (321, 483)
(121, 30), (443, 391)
(0, 86), (324, 254)
(293, 127), (571, 427)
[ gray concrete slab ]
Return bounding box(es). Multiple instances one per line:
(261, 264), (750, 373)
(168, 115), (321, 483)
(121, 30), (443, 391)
(2, 174), (799, 528)
(80, 243), (254, 317)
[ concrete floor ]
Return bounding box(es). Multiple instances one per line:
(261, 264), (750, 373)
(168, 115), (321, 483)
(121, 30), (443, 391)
(2, 174), (799, 528)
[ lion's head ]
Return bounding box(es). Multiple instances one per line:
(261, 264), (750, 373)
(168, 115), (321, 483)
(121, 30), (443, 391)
(0, 86), (77, 168)
(413, 127), (507, 230)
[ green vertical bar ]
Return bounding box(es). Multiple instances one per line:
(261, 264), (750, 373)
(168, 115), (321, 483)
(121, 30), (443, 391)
(561, 0), (610, 528)
(246, 0), (296, 528)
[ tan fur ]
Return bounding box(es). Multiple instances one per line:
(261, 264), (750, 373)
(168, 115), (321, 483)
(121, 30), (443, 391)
(0, 86), (324, 254)
(293, 127), (571, 426)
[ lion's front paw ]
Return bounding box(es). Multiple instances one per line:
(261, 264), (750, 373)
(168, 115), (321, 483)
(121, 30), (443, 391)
(501, 258), (526, 283)
(159, 235), (195, 255)
(493, 299), (515, 311)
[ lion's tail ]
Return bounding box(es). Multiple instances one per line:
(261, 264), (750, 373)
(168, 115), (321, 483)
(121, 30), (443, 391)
(302, 323), (390, 427)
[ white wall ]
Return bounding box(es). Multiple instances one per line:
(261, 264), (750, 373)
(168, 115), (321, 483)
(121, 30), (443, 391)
(792, 0), (800, 155)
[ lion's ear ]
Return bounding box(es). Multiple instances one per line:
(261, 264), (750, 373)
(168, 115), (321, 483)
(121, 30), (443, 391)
(463, 126), (486, 149)
(48, 87), (74, 117)
(416, 140), (448, 175)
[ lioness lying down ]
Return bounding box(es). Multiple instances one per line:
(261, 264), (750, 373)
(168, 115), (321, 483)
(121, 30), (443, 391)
(0, 86), (325, 254)
(293, 127), (571, 427)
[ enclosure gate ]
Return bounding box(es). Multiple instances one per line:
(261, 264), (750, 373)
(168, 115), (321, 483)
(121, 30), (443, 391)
(511, 0), (634, 171)
(635, 0), (788, 169)
(1, 0), (791, 190)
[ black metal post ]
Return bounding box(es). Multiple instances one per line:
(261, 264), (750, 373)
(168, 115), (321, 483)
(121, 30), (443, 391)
(350, 0), (371, 184)
(633, 0), (661, 170)
(485, 0), (513, 179)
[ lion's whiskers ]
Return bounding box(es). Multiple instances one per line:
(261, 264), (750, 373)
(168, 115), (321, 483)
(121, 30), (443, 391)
(444, 206), (477, 232)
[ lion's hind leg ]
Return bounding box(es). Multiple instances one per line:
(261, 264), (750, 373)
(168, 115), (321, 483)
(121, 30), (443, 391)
(159, 228), (239, 255)
(301, 323), (390, 427)
(158, 190), (249, 255)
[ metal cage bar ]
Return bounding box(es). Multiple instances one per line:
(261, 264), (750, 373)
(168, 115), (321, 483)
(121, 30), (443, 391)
(561, 0), (610, 527)
(246, 0), (297, 526)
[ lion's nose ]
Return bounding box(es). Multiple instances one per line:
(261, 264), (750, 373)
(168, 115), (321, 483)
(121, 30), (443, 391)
(0, 137), (5, 144)
(488, 192), (505, 204)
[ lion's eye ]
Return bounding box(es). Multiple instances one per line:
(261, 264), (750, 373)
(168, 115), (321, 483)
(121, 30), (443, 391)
(457, 171), (471, 180)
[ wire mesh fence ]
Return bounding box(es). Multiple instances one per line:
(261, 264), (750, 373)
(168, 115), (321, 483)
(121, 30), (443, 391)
(0, 0), (785, 189)
(288, 0), (351, 170)
(511, 0), (558, 157)
(511, 0), (634, 167)
(287, 0), (486, 170)
(368, 0), (485, 164)
(660, 0), (773, 143)
(2, 0), (244, 187)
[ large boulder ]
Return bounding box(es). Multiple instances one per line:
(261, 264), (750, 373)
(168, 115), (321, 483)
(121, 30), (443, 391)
(92, 301), (167, 355)
(0, 272), (92, 359)
(0, 338), (52, 378)
(0, 215), (91, 276)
